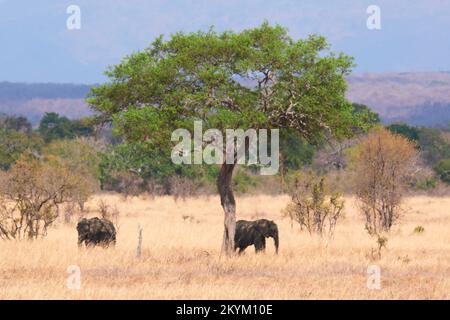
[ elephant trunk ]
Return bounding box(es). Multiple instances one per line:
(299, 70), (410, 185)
(273, 232), (279, 254)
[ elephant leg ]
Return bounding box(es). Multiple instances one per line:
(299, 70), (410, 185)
(254, 237), (266, 253)
(111, 234), (117, 247)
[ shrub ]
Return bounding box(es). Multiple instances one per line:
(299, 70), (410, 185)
(43, 138), (101, 209)
(370, 235), (388, 260)
(353, 127), (418, 235)
(434, 159), (450, 184)
(169, 176), (198, 201)
(96, 199), (120, 225)
(0, 154), (89, 239)
(283, 170), (344, 238)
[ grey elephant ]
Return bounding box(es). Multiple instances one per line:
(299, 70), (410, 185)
(234, 219), (279, 254)
(76, 217), (116, 247)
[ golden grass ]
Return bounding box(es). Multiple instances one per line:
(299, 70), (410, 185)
(0, 194), (449, 299)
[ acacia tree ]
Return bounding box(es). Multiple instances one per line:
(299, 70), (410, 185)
(88, 23), (359, 255)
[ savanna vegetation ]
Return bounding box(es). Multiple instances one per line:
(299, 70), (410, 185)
(0, 23), (449, 299)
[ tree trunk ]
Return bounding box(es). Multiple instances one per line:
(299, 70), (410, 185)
(218, 162), (237, 256)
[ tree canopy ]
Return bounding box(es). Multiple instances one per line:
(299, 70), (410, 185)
(89, 23), (357, 143)
(38, 112), (94, 143)
(88, 22), (361, 254)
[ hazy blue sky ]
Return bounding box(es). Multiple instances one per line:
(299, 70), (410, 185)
(1, 0), (449, 83)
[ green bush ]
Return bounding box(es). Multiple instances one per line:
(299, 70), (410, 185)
(434, 159), (450, 184)
(233, 169), (259, 194)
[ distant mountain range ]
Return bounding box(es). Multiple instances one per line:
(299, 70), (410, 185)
(346, 72), (450, 127)
(1, 72), (449, 127)
(0, 82), (93, 126)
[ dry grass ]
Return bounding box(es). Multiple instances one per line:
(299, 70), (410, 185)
(0, 194), (449, 299)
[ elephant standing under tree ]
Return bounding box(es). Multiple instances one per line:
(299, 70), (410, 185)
(77, 217), (116, 247)
(234, 219), (279, 254)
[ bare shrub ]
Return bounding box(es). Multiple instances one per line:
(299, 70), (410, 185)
(103, 170), (145, 199)
(63, 202), (77, 224)
(111, 205), (120, 226)
(313, 138), (358, 173)
(118, 171), (145, 199)
(145, 179), (166, 198)
(369, 235), (388, 260)
(96, 199), (120, 225)
(97, 199), (110, 219)
(283, 170), (344, 238)
(353, 127), (418, 235)
(0, 155), (88, 240)
(169, 176), (197, 201)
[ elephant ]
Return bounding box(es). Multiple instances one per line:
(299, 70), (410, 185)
(76, 217), (116, 248)
(234, 219), (279, 254)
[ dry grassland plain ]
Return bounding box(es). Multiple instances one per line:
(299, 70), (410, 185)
(0, 194), (449, 299)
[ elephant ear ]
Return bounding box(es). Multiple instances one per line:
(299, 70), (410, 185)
(77, 218), (87, 230)
(253, 220), (269, 237)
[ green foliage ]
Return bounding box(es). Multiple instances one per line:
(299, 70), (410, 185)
(0, 128), (43, 170)
(434, 159), (450, 184)
(417, 127), (450, 165)
(280, 129), (315, 171)
(38, 112), (94, 143)
(387, 123), (420, 141)
(43, 138), (101, 180)
(100, 141), (174, 186)
(387, 124), (450, 184)
(387, 124), (450, 165)
(42, 139), (101, 207)
(99, 141), (220, 193)
(89, 22), (358, 158)
(413, 176), (438, 190)
(232, 169), (259, 194)
(351, 103), (381, 132)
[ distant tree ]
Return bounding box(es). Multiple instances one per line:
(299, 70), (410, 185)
(387, 123), (420, 141)
(351, 103), (380, 129)
(38, 112), (72, 142)
(417, 127), (450, 165)
(38, 112), (94, 142)
(71, 117), (96, 138)
(89, 23), (360, 255)
(434, 159), (450, 184)
(0, 128), (43, 170)
(0, 114), (32, 136)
